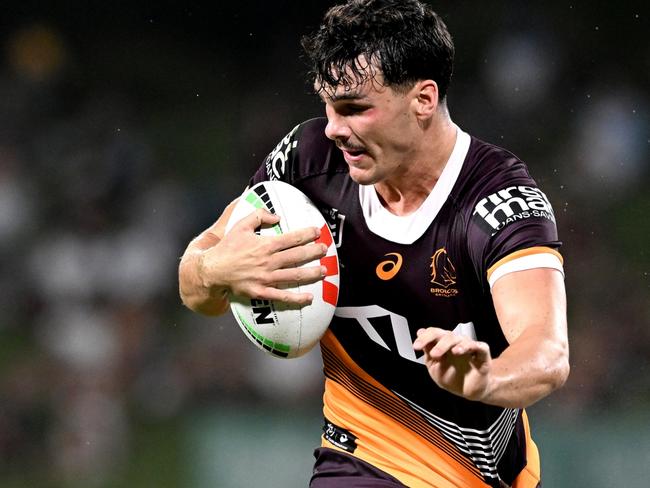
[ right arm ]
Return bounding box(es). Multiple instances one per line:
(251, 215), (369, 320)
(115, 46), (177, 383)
(178, 198), (328, 316)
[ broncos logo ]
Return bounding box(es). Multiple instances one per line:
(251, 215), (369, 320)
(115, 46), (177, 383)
(430, 248), (457, 289)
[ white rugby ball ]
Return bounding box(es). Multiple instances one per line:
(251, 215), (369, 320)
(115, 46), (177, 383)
(224, 181), (340, 358)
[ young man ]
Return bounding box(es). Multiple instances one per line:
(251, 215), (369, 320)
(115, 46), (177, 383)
(178, 1), (569, 486)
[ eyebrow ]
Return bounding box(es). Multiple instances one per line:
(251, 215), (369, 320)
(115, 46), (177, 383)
(320, 92), (367, 104)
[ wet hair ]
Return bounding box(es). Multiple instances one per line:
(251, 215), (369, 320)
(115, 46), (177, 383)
(301, 0), (455, 99)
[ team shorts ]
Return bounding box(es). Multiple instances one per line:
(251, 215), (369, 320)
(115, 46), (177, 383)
(310, 447), (407, 487)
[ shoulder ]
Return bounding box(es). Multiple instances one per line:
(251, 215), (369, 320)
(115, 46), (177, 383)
(461, 137), (556, 234)
(459, 136), (534, 193)
(263, 118), (345, 183)
(295, 117), (329, 148)
(451, 131), (558, 233)
(453, 135), (561, 278)
(453, 136), (547, 214)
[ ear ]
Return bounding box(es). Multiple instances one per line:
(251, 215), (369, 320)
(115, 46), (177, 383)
(412, 80), (439, 119)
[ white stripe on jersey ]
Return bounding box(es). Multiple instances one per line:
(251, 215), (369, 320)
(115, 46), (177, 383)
(394, 390), (519, 480)
(488, 252), (564, 288)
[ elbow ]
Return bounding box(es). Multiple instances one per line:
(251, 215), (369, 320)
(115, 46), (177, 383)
(178, 258), (230, 317)
(179, 288), (200, 313)
(179, 285), (229, 317)
(179, 284), (199, 313)
(554, 355), (571, 390)
(547, 342), (571, 392)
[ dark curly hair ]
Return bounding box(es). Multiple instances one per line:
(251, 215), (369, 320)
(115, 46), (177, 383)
(301, 0), (454, 100)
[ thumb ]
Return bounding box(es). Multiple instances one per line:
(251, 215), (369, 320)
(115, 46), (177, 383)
(236, 208), (280, 232)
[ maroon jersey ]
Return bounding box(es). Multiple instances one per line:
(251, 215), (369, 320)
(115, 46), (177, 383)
(249, 118), (562, 488)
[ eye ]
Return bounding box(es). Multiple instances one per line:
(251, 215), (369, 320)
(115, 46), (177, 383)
(340, 104), (369, 115)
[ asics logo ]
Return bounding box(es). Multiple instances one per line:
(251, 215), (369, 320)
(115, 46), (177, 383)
(376, 253), (403, 280)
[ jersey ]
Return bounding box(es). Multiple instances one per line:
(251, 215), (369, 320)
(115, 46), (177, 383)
(248, 118), (563, 488)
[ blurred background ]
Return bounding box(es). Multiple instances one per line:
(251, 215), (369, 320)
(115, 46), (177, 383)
(0, 0), (648, 486)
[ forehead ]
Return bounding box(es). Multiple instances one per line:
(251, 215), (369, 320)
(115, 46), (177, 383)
(315, 54), (388, 102)
(315, 73), (390, 103)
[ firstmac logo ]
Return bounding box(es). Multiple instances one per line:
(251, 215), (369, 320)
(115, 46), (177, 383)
(473, 185), (555, 235)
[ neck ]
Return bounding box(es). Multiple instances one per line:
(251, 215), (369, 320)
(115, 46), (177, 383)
(375, 116), (458, 216)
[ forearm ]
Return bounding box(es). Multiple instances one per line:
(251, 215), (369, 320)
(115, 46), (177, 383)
(481, 268), (570, 408)
(481, 325), (570, 409)
(179, 200), (328, 315)
(179, 235), (231, 316)
(179, 200), (240, 316)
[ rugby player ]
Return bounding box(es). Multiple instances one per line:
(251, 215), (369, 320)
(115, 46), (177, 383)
(178, 1), (570, 486)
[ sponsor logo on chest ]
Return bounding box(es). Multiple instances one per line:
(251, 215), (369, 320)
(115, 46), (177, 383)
(375, 253), (403, 280)
(371, 248), (460, 298)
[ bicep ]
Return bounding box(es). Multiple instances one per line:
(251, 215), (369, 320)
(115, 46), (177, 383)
(491, 267), (567, 346)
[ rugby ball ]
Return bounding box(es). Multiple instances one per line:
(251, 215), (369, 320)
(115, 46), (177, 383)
(224, 181), (339, 358)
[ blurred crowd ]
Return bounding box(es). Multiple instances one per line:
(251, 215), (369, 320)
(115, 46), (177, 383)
(0, 2), (648, 486)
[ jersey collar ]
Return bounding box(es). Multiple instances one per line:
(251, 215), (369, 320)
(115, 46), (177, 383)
(358, 125), (471, 244)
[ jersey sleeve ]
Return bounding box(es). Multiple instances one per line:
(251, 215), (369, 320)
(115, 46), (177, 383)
(248, 118), (335, 188)
(467, 177), (563, 289)
(248, 124), (301, 186)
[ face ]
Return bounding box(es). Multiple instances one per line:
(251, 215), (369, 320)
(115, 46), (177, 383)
(317, 70), (423, 186)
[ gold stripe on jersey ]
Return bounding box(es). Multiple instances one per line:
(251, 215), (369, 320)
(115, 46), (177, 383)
(321, 330), (491, 488)
(321, 347), (477, 475)
(512, 410), (541, 488)
(487, 246), (563, 282)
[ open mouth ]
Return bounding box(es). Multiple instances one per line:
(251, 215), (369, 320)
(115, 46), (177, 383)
(339, 144), (367, 160)
(342, 149), (366, 164)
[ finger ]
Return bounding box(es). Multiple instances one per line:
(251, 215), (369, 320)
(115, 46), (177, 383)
(269, 226), (322, 252)
(450, 340), (490, 365)
(468, 341), (491, 365)
(235, 208), (280, 232)
(450, 339), (478, 356)
(427, 333), (465, 360)
(272, 242), (328, 269)
(268, 265), (327, 286)
(257, 286), (314, 306)
(413, 327), (446, 350)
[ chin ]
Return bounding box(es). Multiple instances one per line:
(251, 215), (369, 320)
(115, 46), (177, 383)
(348, 168), (378, 186)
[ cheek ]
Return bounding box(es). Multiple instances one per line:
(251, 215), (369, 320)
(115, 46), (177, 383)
(380, 122), (414, 154)
(356, 107), (414, 153)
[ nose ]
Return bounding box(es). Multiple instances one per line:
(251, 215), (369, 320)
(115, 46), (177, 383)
(324, 107), (351, 141)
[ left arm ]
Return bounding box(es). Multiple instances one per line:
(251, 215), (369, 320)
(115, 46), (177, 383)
(413, 267), (569, 408)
